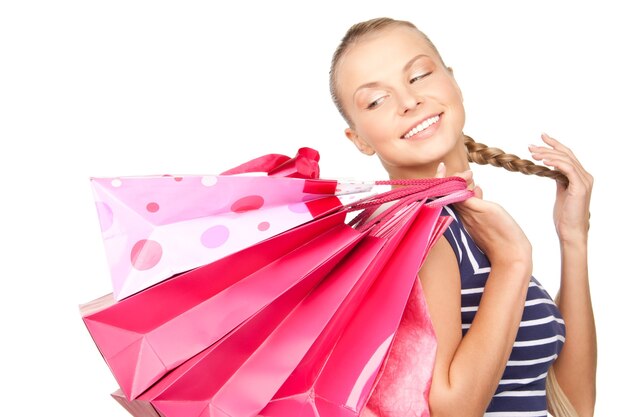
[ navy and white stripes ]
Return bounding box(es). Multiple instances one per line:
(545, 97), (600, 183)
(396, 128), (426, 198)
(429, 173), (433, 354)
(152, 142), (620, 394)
(442, 206), (565, 417)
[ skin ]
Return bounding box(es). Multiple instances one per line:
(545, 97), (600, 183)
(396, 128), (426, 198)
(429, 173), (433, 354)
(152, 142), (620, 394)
(335, 25), (595, 417)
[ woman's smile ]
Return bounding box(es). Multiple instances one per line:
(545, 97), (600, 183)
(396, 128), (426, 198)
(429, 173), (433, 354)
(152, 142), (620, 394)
(401, 113), (442, 140)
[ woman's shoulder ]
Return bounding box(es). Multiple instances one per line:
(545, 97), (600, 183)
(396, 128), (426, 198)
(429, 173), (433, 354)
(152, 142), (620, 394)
(440, 205), (464, 264)
(440, 204), (492, 274)
(420, 219), (460, 286)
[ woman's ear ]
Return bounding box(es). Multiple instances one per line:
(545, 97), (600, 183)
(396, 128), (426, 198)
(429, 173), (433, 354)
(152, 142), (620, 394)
(345, 127), (375, 155)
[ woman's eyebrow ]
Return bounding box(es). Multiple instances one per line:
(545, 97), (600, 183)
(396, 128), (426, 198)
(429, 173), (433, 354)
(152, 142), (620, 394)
(403, 54), (430, 72)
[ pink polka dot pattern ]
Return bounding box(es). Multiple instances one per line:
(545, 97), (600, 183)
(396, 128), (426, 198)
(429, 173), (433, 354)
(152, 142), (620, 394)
(201, 225), (230, 248)
(288, 202), (309, 213)
(201, 176), (218, 187)
(130, 239), (163, 270)
(90, 174), (354, 300)
(146, 202), (160, 213)
(95, 202), (113, 232)
(231, 195), (264, 213)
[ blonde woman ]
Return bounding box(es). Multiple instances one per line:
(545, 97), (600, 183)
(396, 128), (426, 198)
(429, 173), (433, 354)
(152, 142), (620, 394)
(329, 18), (596, 417)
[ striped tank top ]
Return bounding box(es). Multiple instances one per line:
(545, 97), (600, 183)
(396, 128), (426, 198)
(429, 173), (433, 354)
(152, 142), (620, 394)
(442, 206), (566, 417)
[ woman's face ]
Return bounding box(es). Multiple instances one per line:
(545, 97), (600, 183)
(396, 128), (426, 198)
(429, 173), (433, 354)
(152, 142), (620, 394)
(336, 25), (467, 178)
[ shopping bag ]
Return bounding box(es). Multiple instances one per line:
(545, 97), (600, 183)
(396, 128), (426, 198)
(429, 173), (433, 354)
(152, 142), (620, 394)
(91, 147), (381, 300)
(81, 209), (366, 401)
(116, 187), (468, 417)
(107, 232), (371, 417)
(112, 389), (164, 417)
(219, 146), (322, 178)
(258, 204), (449, 417)
(136, 235), (386, 417)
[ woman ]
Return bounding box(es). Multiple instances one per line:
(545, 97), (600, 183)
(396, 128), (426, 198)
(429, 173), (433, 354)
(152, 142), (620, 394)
(329, 17), (596, 417)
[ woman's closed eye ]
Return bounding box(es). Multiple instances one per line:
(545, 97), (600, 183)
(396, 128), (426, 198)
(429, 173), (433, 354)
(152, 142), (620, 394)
(409, 71), (432, 84)
(367, 98), (383, 109)
(366, 94), (387, 110)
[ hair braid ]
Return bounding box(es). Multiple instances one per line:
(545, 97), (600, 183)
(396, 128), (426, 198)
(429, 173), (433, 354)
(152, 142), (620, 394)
(464, 134), (568, 186)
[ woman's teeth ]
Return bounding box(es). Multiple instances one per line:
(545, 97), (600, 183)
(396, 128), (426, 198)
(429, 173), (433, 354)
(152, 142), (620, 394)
(403, 115), (440, 139)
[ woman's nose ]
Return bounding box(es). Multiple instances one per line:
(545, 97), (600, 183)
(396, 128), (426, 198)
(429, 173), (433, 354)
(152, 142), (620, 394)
(397, 89), (422, 115)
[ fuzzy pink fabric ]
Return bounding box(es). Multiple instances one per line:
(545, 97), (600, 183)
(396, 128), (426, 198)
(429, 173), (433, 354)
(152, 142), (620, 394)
(364, 277), (437, 417)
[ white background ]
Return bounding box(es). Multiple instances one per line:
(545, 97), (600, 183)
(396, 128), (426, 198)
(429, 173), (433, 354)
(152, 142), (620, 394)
(1, 0), (623, 415)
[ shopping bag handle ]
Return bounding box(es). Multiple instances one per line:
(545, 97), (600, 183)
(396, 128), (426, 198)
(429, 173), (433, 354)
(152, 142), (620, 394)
(220, 147), (320, 179)
(346, 177), (473, 233)
(352, 177), (470, 211)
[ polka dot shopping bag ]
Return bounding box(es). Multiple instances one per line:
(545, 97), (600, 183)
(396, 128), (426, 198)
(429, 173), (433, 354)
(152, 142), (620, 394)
(98, 189), (468, 417)
(82, 146), (472, 413)
(90, 148), (379, 301)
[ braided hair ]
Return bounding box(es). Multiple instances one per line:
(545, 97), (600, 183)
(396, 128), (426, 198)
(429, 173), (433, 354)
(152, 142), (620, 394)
(464, 134), (568, 186)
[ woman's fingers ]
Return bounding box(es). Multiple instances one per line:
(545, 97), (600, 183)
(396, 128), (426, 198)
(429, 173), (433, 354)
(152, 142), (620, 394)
(434, 162), (474, 189)
(528, 133), (593, 241)
(528, 145), (582, 170)
(473, 185), (483, 200)
(454, 186), (485, 215)
(541, 133), (580, 163)
(528, 137), (593, 190)
(536, 133), (588, 175)
(435, 162), (446, 178)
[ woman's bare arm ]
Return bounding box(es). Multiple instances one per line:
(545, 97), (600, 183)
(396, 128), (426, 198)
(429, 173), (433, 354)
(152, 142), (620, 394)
(530, 134), (596, 416)
(419, 187), (533, 417)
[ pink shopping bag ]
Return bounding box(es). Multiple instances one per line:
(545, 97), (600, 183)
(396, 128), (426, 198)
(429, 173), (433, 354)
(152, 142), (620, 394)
(112, 389), (164, 417)
(141, 235), (386, 417)
(81, 210), (365, 400)
(115, 185), (470, 417)
(91, 172), (371, 300)
(260, 205), (449, 417)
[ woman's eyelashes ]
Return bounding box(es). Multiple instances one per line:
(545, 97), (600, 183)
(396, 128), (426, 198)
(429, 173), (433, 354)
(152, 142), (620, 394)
(367, 96), (386, 109)
(365, 72), (433, 109)
(409, 71), (432, 84)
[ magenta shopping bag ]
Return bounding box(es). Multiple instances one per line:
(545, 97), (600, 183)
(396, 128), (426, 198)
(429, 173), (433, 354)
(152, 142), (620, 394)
(81, 209), (366, 401)
(109, 184), (470, 417)
(111, 389), (164, 417)
(260, 205), (448, 417)
(135, 234), (386, 417)
(81, 146), (473, 417)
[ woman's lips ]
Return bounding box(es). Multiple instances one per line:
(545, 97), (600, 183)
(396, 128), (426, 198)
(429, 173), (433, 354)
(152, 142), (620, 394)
(402, 113), (442, 140)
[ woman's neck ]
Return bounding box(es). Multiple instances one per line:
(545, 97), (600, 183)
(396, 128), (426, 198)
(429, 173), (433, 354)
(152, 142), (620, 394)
(385, 142), (470, 180)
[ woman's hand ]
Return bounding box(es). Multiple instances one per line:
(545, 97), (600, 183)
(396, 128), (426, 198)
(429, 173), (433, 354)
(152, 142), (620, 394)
(530, 135), (596, 416)
(435, 163), (532, 268)
(529, 133), (593, 244)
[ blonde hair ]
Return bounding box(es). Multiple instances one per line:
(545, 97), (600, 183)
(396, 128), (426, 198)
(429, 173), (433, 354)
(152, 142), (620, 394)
(329, 17), (568, 187)
(464, 134), (568, 185)
(329, 17), (441, 125)
(330, 17), (576, 416)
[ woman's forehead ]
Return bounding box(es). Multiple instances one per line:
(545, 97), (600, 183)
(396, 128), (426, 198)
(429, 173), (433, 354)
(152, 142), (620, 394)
(337, 26), (437, 87)
(351, 26), (433, 58)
